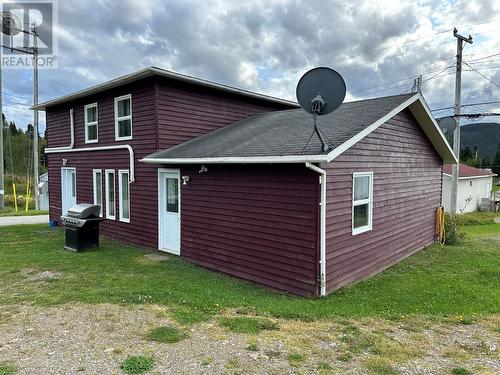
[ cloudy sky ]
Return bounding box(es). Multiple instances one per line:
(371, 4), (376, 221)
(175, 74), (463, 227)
(2, 0), (500, 135)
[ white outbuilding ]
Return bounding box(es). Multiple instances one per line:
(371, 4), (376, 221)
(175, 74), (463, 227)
(442, 164), (496, 213)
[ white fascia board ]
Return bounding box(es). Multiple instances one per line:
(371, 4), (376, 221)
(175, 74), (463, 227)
(325, 94), (420, 162)
(140, 155), (328, 164)
(325, 93), (458, 164)
(408, 94), (458, 164)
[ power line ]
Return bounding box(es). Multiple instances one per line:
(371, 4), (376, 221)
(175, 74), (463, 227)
(465, 51), (500, 62)
(431, 100), (500, 112)
(464, 62), (500, 88)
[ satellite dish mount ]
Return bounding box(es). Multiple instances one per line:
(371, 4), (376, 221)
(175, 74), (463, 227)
(296, 67), (346, 153)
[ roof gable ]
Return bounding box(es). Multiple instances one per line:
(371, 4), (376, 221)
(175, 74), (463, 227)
(142, 93), (457, 164)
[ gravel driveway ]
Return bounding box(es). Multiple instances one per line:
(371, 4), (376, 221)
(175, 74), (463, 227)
(0, 304), (498, 375)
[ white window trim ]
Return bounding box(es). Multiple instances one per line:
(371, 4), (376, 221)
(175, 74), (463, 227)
(105, 169), (116, 220)
(352, 172), (373, 235)
(118, 169), (130, 223)
(92, 169), (103, 217)
(114, 94), (132, 141)
(84, 103), (98, 144)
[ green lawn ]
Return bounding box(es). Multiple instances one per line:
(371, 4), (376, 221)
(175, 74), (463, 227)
(0, 207), (48, 217)
(0, 217), (498, 320)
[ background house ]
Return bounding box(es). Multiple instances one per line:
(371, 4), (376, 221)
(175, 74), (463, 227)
(442, 164), (497, 213)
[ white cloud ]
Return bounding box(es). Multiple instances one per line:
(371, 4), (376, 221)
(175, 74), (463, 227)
(2, 0), (500, 133)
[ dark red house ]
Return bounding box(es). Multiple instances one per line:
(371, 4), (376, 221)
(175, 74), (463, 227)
(38, 67), (457, 296)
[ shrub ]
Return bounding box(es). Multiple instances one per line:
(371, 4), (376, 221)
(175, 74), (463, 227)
(444, 213), (465, 245)
(120, 356), (154, 374)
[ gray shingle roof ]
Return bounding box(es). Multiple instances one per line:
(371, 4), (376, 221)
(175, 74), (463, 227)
(145, 93), (417, 160)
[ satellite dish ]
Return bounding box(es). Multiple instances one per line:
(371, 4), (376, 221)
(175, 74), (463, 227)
(296, 67), (346, 152)
(0, 11), (22, 36)
(438, 116), (456, 135)
(296, 67), (346, 115)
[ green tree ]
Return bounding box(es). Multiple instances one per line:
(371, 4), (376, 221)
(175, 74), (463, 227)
(493, 143), (500, 175)
(482, 156), (491, 168)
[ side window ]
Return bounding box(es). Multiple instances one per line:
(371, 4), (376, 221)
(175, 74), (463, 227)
(105, 170), (116, 220)
(114, 94), (132, 141)
(84, 103), (98, 143)
(93, 169), (103, 217)
(119, 170), (130, 222)
(352, 172), (373, 235)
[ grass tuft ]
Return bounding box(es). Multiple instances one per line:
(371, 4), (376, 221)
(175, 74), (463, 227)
(120, 356), (154, 374)
(147, 325), (186, 343)
(219, 316), (278, 334)
(170, 306), (212, 325)
(246, 339), (259, 351)
(452, 368), (472, 375)
(363, 356), (398, 375)
(287, 352), (307, 367)
(0, 362), (17, 375)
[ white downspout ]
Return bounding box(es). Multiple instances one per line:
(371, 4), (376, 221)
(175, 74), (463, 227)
(45, 109), (136, 182)
(305, 162), (327, 296)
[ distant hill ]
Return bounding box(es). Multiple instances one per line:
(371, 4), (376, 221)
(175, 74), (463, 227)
(460, 122), (500, 159)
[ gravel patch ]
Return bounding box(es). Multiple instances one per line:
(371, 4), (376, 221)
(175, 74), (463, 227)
(0, 304), (498, 374)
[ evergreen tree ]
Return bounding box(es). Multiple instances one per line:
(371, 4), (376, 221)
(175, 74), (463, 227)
(493, 143), (500, 175)
(482, 156), (491, 168)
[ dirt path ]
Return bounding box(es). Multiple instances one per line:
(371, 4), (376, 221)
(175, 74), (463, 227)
(0, 215), (49, 226)
(0, 304), (498, 374)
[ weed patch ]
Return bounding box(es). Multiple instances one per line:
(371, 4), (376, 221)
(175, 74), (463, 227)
(170, 306), (212, 325)
(219, 316), (278, 334)
(120, 356), (154, 374)
(287, 352), (307, 367)
(147, 325), (186, 343)
(452, 368), (471, 375)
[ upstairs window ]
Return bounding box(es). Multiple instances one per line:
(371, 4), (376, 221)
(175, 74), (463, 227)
(114, 94), (132, 141)
(352, 172), (373, 235)
(84, 103), (98, 143)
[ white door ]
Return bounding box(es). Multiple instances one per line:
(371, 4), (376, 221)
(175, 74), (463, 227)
(61, 167), (76, 215)
(158, 169), (181, 254)
(486, 182), (492, 198)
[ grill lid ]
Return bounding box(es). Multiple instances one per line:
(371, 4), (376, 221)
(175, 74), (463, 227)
(67, 203), (101, 219)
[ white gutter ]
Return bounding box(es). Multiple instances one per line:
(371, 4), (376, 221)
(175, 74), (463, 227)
(305, 162), (327, 297)
(140, 155), (328, 164)
(44, 109), (135, 182)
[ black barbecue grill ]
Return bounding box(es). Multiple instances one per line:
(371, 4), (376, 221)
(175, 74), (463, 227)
(60, 203), (105, 252)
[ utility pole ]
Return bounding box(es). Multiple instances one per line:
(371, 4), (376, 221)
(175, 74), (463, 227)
(450, 28), (472, 216)
(32, 24), (39, 210)
(411, 75), (422, 93)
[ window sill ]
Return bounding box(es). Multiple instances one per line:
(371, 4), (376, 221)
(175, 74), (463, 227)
(115, 136), (133, 141)
(85, 139), (98, 144)
(352, 225), (372, 236)
(119, 218), (130, 223)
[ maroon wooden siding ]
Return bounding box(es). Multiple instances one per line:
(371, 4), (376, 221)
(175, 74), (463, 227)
(47, 79), (160, 248)
(156, 80), (293, 150)
(46, 77), (293, 250)
(321, 109), (443, 293)
(178, 164), (320, 296)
